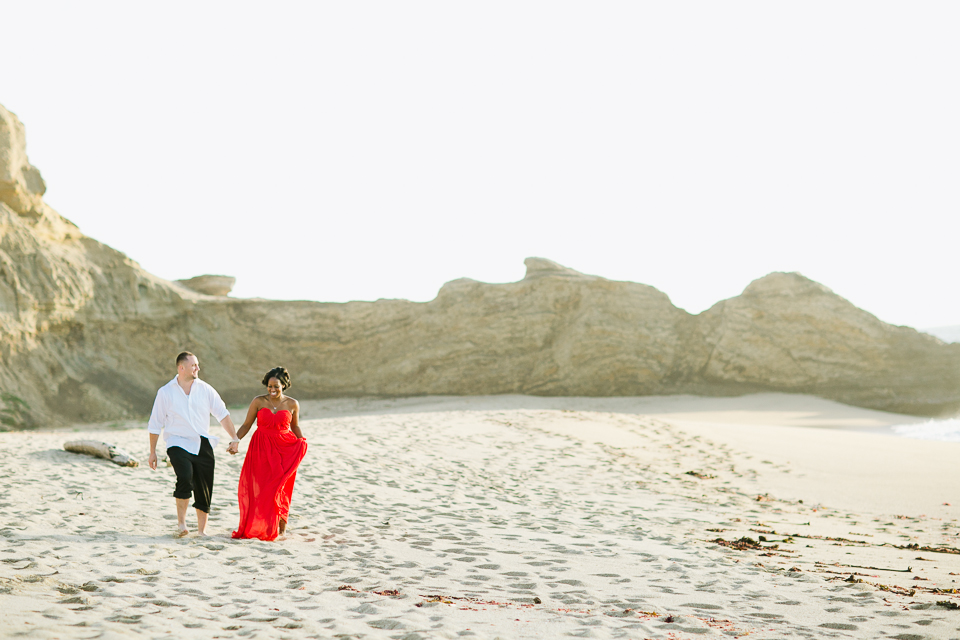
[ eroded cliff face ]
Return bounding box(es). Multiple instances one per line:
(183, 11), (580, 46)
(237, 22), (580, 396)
(694, 273), (960, 413)
(0, 195), (202, 426)
(0, 104), (47, 218)
(2, 104), (958, 428)
(200, 258), (703, 403)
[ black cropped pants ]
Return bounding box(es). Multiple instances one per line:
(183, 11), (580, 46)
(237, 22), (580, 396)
(167, 437), (215, 513)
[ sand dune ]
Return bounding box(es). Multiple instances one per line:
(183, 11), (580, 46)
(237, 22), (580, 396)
(2, 394), (959, 639)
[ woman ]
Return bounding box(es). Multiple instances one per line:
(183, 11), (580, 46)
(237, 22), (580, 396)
(232, 367), (308, 541)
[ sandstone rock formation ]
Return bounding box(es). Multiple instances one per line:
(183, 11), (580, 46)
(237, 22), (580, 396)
(2, 103), (959, 428)
(694, 273), (960, 415)
(175, 275), (236, 296)
(0, 104), (47, 218)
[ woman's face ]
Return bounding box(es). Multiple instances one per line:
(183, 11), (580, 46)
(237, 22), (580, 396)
(266, 377), (284, 399)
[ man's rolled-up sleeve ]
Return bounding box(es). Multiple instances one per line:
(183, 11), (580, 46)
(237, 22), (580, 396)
(147, 391), (166, 434)
(209, 388), (230, 423)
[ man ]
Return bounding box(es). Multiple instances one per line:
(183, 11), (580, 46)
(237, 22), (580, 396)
(148, 351), (240, 537)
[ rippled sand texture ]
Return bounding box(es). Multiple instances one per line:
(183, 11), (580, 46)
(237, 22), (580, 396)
(2, 403), (960, 639)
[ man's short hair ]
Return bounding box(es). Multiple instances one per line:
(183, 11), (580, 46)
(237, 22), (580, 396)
(176, 351), (196, 367)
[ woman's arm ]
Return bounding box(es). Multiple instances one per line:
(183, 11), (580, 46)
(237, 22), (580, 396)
(236, 398), (261, 440)
(290, 399), (304, 439)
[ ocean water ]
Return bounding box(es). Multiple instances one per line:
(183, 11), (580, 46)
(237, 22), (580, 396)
(892, 419), (960, 443)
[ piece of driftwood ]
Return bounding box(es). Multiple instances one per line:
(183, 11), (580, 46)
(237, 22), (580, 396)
(63, 440), (139, 467)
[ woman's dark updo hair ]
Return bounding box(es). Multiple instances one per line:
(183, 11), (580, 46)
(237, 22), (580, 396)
(262, 366), (291, 390)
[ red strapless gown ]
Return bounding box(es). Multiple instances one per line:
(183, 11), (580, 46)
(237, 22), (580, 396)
(232, 408), (308, 541)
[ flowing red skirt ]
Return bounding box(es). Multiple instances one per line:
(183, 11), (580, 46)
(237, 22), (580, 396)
(232, 408), (307, 541)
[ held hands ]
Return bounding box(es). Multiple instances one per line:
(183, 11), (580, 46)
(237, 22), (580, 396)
(227, 440), (240, 455)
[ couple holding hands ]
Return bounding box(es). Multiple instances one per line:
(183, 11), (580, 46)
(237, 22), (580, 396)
(147, 352), (307, 541)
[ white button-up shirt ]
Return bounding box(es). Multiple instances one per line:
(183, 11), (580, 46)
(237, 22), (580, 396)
(147, 377), (231, 455)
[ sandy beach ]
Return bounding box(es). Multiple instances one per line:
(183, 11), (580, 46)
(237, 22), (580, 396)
(3, 393), (960, 639)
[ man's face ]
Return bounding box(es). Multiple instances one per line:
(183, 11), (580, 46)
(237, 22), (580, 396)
(178, 356), (200, 379)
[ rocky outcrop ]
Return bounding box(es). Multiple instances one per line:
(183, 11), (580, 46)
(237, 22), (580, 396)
(176, 275), (236, 297)
(0, 105), (47, 218)
(1, 103), (959, 428)
(694, 273), (960, 415)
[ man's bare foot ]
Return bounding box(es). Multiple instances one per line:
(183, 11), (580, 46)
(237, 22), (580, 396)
(176, 525), (189, 538)
(197, 530), (210, 537)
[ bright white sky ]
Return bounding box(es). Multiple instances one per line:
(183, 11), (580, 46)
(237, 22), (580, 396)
(2, 3), (958, 329)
